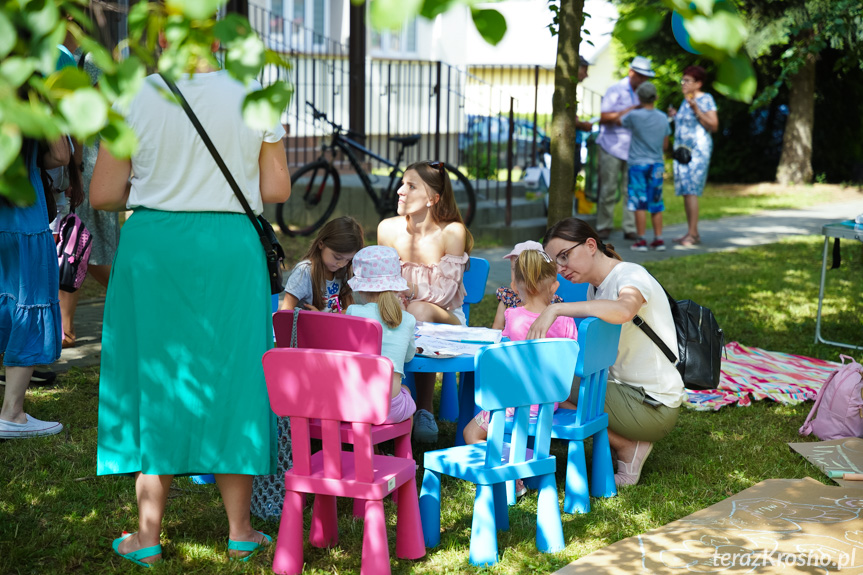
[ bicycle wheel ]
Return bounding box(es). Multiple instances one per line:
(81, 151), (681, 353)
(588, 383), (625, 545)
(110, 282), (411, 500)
(276, 160), (341, 237)
(444, 163), (476, 228)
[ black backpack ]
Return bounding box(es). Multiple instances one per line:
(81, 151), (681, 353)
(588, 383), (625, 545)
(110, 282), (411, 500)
(634, 286), (724, 391)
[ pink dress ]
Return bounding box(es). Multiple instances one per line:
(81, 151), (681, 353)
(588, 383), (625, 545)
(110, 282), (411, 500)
(401, 253), (469, 312)
(474, 306), (578, 430)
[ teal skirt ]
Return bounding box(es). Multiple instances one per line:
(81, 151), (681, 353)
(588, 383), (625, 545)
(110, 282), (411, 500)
(97, 209), (277, 476)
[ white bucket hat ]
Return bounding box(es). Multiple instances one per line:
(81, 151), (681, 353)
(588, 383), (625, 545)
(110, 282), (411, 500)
(503, 240), (544, 260)
(630, 55), (656, 78)
(348, 245), (409, 293)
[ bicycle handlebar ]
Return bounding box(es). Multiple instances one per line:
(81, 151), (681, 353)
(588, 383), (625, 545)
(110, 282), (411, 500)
(306, 101), (365, 142)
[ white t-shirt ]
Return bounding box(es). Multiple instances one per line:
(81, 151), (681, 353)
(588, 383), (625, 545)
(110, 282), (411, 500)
(117, 72), (285, 214)
(588, 262), (685, 408)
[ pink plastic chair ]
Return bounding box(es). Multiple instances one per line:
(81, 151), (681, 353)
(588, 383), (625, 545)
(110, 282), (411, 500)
(264, 348), (426, 575)
(273, 309), (413, 514)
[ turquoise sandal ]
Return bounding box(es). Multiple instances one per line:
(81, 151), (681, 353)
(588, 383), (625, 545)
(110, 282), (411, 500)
(228, 531), (271, 562)
(112, 532), (162, 568)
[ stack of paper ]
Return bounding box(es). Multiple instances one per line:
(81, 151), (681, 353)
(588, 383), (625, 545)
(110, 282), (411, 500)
(413, 324), (503, 357)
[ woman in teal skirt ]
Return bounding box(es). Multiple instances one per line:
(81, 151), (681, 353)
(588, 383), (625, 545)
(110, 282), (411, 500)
(90, 54), (291, 565)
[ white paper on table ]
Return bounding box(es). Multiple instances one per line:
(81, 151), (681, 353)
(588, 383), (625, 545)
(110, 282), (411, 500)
(414, 335), (487, 357)
(414, 323), (502, 344)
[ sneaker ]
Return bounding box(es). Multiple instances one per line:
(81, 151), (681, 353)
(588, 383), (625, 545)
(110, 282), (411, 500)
(0, 414), (63, 439)
(650, 238), (666, 251)
(631, 239), (648, 252)
(412, 409), (438, 443)
(515, 479), (528, 498)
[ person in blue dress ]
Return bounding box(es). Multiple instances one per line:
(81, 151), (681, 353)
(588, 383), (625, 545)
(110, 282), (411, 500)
(668, 66), (719, 247)
(0, 139), (69, 438)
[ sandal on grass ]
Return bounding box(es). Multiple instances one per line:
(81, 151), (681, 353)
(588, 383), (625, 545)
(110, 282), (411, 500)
(614, 441), (654, 487)
(112, 532), (162, 568)
(228, 531), (271, 562)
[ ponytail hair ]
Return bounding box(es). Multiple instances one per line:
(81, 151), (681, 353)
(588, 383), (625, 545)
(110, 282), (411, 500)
(513, 250), (558, 297)
(358, 291), (403, 329)
(543, 217), (623, 261)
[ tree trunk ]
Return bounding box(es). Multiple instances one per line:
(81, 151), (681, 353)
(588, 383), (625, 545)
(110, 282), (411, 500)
(776, 53), (815, 185)
(546, 0), (584, 227)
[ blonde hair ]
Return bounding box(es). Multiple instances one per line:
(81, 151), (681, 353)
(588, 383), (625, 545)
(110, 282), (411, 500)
(358, 291), (403, 329)
(513, 250), (557, 297)
(303, 216), (364, 310)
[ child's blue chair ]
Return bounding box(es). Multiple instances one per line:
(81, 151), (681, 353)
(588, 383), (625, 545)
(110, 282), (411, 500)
(555, 275), (589, 328)
(405, 256), (490, 423)
(419, 338), (576, 566)
(504, 317), (621, 514)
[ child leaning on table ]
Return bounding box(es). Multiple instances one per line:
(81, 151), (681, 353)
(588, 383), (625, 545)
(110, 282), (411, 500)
(464, 248), (578, 446)
(279, 216), (364, 313)
(492, 240), (563, 330)
(345, 246), (417, 424)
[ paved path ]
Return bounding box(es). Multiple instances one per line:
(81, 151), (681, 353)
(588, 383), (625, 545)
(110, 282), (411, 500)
(52, 199), (863, 374)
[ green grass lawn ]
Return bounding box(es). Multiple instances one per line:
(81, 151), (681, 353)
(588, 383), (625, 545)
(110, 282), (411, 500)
(2, 237), (861, 574)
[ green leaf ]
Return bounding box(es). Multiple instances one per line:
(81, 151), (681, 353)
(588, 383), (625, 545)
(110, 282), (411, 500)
(99, 57), (146, 106)
(370, 0), (424, 30)
(613, 7), (664, 46)
(0, 58), (37, 88)
(224, 34), (266, 84)
(470, 9), (507, 46)
(33, 23), (69, 76)
(99, 113), (139, 158)
(691, 0), (714, 16)
(4, 99), (62, 140)
(685, 11), (747, 58)
(74, 33), (118, 75)
(59, 88), (109, 139)
(44, 67), (93, 94)
(713, 54), (757, 103)
(22, 0), (60, 40)
(242, 82), (293, 131)
(419, 0), (458, 20)
(214, 13), (252, 44)
(0, 123), (23, 175)
(0, 11), (17, 59)
(0, 157), (36, 207)
(166, 0), (226, 21)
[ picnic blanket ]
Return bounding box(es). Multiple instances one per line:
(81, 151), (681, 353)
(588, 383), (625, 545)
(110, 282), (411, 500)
(684, 342), (841, 411)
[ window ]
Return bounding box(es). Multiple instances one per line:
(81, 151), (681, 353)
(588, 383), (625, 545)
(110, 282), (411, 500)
(369, 16), (418, 55)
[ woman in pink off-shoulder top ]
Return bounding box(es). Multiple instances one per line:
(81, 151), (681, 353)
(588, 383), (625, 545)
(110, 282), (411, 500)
(377, 160), (473, 443)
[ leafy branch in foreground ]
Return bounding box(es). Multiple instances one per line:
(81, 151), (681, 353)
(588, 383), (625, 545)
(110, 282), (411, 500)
(0, 0), (291, 207)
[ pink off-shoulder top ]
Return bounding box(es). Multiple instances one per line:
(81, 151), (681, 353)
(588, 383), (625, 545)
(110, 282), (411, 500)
(401, 253), (469, 311)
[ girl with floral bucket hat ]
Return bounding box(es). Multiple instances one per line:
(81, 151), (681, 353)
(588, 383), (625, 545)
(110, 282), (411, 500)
(346, 246), (418, 424)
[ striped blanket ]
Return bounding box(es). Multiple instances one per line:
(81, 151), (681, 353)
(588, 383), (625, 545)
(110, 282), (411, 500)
(684, 342), (841, 411)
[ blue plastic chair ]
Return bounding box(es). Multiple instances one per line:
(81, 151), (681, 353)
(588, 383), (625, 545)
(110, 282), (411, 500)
(419, 339), (576, 566)
(504, 317), (621, 514)
(555, 274), (589, 303)
(405, 256), (490, 423)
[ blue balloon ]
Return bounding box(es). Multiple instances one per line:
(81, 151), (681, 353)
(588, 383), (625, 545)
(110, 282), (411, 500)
(671, 11), (700, 54)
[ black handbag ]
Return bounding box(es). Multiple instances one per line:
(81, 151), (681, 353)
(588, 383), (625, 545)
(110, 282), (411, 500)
(633, 283), (724, 391)
(672, 145), (692, 165)
(161, 75), (285, 295)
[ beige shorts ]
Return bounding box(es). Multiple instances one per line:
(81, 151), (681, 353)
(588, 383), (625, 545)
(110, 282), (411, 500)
(603, 380), (679, 443)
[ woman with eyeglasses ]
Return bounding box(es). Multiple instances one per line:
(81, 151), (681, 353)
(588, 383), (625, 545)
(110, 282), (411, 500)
(377, 161), (473, 444)
(667, 65), (719, 247)
(526, 217), (685, 487)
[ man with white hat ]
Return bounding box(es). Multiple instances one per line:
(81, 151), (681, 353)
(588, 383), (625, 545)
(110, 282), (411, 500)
(595, 56), (656, 240)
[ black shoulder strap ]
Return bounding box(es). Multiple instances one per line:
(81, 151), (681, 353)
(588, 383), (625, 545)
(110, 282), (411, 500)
(632, 273), (679, 366)
(158, 74), (269, 251)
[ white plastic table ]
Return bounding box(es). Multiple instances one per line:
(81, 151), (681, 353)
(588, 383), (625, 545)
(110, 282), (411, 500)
(815, 220), (863, 351)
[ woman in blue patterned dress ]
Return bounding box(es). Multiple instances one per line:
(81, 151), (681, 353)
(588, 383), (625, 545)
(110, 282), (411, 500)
(668, 66), (719, 247)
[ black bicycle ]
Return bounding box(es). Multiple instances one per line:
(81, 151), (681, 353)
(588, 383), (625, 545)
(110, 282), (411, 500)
(276, 102), (476, 236)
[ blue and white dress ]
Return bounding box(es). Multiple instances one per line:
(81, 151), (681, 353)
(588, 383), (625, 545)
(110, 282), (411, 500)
(0, 142), (63, 367)
(673, 92), (717, 197)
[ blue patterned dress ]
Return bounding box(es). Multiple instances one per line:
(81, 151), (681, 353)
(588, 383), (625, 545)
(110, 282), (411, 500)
(673, 92), (717, 196)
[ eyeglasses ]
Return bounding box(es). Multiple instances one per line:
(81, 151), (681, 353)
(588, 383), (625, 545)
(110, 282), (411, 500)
(680, 78), (696, 84)
(554, 242), (583, 267)
(427, 161), (446, 175)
